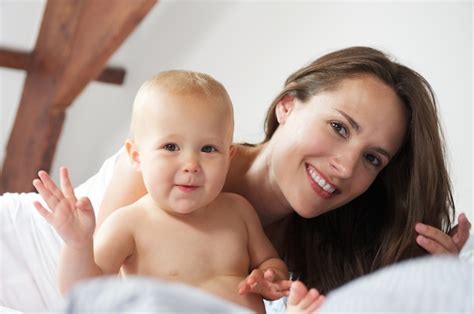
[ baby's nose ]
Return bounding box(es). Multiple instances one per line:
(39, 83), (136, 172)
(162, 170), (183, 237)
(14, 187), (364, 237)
(183, 157), (200, 173)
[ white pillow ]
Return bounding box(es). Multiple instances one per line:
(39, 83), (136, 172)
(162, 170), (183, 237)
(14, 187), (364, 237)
(0, 148), (122, 312)
(318, 256), (473, 313)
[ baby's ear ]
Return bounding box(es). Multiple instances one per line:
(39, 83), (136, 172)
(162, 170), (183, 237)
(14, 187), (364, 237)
(275, 94), (295, 124)
(125, 139), (141, 172)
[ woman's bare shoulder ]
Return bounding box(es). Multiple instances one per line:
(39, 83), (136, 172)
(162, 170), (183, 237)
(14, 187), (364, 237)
(230, 144), (260, 171)
(224, 143), (261, 192)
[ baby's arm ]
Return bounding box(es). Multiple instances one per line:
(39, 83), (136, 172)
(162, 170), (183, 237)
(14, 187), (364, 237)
(33, 167), (134, 294)
(235, 195), (291, 300)
(93, 206), (136, 274)
(33, 168), (101, 293)
(58, 210), (135, 293)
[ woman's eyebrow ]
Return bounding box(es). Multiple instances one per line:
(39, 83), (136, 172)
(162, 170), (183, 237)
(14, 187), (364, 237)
(336, 109), (361, 132)
(373, 147), (392, 160)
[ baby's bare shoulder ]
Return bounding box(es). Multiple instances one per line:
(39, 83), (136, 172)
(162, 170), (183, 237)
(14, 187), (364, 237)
(215, 192), (256, 217)
(105, 202), (147, 227)
(216, 192), (251, 207)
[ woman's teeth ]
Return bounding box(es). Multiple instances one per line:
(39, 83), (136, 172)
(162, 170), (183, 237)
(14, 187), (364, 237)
(307, 166), (336, 193)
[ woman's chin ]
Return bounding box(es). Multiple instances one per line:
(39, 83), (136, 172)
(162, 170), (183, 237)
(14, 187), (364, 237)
(291, 200), (334, 219)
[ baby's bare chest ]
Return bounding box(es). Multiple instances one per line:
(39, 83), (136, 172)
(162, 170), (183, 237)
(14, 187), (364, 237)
(122, 211), (249, 283)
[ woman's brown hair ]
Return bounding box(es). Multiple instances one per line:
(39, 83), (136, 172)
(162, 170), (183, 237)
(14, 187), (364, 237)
(264, 46), (455, 293)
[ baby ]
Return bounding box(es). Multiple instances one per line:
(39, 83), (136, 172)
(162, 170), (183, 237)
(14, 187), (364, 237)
(33, 70), (292, 312)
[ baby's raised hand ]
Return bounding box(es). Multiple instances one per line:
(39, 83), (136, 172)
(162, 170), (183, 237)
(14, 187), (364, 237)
(33, 167), (95, 248)
(238, 268), (292, 300)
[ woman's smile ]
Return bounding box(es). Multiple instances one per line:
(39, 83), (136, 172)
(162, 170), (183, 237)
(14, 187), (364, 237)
(305, 163), (338, 196)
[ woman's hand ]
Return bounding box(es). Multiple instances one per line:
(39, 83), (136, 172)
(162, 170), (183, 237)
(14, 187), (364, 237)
(287, 281), (325, 314)
(32, 167), (96, 248)
(415, 213), (471, 254)
(238, 268), (292, 300)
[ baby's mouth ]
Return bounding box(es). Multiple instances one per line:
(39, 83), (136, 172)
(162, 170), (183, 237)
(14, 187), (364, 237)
(175, 184), (200, 192)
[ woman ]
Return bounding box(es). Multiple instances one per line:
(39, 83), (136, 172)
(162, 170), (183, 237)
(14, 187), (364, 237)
(99, 46), (471, 294)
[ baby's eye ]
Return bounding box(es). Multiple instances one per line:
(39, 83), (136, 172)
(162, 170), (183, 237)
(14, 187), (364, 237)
(163, 143), (179, 151)
(201, 145), (217, 153)
(331, 121), (348, 138)
(365, 153), (381, 167)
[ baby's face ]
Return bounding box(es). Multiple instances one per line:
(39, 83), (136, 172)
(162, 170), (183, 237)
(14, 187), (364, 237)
(134, 90), (233, 215)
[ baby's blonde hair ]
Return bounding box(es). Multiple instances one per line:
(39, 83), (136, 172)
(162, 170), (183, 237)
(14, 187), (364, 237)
(130, 70), (233, 139)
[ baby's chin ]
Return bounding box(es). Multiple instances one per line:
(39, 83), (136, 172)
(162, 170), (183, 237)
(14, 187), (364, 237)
(162, 199), (211, 216)
(168, 206), (201, 215)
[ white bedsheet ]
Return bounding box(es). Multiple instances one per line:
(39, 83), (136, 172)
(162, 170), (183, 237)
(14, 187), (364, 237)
(0, 149), (120, 312)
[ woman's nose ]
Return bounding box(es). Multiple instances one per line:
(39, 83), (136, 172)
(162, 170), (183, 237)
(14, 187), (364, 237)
(329, 150), (358, 179)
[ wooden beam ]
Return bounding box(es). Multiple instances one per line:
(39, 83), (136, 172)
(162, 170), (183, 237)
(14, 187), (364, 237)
(1, 0), (157, 193)
(0, 47), (126, 85)
(95, 65), (126, 85)
(50, 0), (157, 109)
(0, 48), (31, 70)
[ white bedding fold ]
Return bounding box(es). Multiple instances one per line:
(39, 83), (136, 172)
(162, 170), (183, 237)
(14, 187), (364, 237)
(0, 148), (121, 312)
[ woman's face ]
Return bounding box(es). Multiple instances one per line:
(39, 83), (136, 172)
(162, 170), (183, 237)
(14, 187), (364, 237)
(269, 75), (408, 218)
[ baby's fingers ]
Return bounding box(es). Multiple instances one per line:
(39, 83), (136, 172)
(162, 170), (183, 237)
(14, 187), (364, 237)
(33, 178), (59, 211)
(238, 278), (251, 295)
(38, 170), (64, 201)
(276, 279), (292, 295)
(33, 200), (53, 223)
(238, 270), (263, 295)
(248, 269), (264, 284)
(59, 167), (77, 202)
(76, 197), (94, 213)
(264, 269), (276, 282)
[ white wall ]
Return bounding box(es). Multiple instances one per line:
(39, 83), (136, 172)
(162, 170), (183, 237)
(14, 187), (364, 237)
(1, 0), (472, 221)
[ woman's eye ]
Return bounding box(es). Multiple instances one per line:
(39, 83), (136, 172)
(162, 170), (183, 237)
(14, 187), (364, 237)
(365, 154), (381, 167)
(201, 145), (217, 153)
(163, 143), (179, 151)
(331, 121), (348, 138)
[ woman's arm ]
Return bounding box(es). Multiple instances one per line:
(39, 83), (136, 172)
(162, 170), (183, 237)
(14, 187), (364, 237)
(97, 150), (147, 228)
